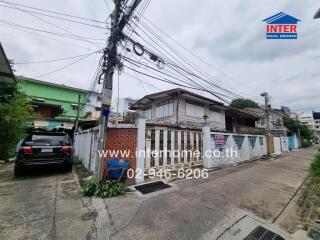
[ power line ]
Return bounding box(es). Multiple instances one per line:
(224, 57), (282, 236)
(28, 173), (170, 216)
(0, 4), (108, 30)
(122, 61), (230, 103)
(126, 22), (241, 101)
(0, 19), (106, 43)
(103, 0), (111, 12)
(32, 51), (98, 78)
(2, 1), (103, 49)
(141, 16), (261, 95)
(123, 32), (236, 101)
(133, 20), (242, 99)
(0, 0), (106, 24)
(1, 23), (93, 51)
(8, 51), (102, 65)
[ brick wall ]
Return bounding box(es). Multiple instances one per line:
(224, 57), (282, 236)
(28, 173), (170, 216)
(103, 128), (138, 178)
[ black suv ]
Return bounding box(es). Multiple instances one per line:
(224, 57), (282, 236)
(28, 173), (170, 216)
(14, 131), (73, 176)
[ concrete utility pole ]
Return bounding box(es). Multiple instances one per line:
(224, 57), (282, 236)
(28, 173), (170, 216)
(261, 92), (271, 154)
(261, 92), (270, 134)
(74, 94), (81, 132)
(95, 0), (142, 185)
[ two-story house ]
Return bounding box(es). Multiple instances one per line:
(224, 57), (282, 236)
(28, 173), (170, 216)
(130, 88), (262, 133)
(18, 76), (102, 129)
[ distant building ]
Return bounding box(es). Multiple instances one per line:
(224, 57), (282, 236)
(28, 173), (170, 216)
(246, 108), (288, 136)
(111, 97), (136, 122)
(17, 76), (102, 129)
(298, 114), (317, 140)
(281, 106), (291, 115)
(313, 111), (320, 138)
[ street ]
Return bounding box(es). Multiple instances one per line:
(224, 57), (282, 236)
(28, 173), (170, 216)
(0, 146), (317, 240)
(0, 165), (95, 240)
(100, 146), (317, 240)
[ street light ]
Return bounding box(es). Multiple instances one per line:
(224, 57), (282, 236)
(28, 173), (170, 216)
(314, 8), (320, 19)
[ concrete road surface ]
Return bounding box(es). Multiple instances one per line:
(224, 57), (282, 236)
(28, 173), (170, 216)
(0, 165), (95, 240)
(98, 146), (317, 240)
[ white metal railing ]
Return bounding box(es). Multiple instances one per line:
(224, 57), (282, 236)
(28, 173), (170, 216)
(145, 128), (202, 170)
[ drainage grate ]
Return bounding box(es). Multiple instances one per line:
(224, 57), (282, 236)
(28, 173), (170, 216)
(135, 181), (171, 194)
(243, 226), (285, 240)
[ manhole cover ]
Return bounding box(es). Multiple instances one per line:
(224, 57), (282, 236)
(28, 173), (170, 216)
(135, 181), (171, 195)
(81, 211), (98, 221)
(244, 226), (284, 240)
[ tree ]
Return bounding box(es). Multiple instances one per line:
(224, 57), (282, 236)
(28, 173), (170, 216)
(283, 117), (299, 134)
(230, 98), (260, 109)
(0, 91), (33, 160)
(283, 116), (315, 147)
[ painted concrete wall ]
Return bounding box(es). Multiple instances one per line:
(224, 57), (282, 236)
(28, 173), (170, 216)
(203, 129), (267, 168)
(74, 127), (99, 172)
(273, 137), (282, 155)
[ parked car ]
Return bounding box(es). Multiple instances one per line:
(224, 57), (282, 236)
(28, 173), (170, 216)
(14, 131), (73, 176)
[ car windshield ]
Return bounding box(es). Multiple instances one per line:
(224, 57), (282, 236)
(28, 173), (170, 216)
(24, 134), (70, 146)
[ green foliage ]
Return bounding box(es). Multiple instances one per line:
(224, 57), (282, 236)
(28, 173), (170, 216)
(302, 223), (309, 231)
(73, 158), (82, 166)
(83, 177), (96, 197)
(96, 180), (126, 198)
(0, 91), (33, 160)
(230, 98), (260, 109)
(311, 153), (320, 182)
(283, 117), (299, 133)
(284, 117), (315, 147)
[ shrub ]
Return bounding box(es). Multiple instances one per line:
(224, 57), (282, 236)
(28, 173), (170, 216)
(302, 139), (312, 148)
(96, 180), (126, 198)
(311, 153), (320, 181)
(83, 177), (96, 197)
(0, 91), (33, 160)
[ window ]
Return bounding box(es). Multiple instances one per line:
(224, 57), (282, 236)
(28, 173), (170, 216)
(71, 104), (80, 111)
(96, 96), (102, 102)
(143, 108), (152, 119)
(155, 100), (174, 118)
(186, 100), (204, 118)
(209, 108), (221, 122)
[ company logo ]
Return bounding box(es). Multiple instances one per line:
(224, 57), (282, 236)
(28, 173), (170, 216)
(263, 12), (300, 39)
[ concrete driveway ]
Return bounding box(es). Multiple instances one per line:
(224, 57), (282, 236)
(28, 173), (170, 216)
(99, 146), (317, 240)
(0, 165), (96, 240)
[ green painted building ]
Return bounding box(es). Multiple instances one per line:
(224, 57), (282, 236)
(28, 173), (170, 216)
(17, 76), (101, 129)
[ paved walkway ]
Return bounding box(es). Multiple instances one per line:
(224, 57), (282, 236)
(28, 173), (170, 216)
(98, 146), (317, 240)
(0, 165), (95, 240)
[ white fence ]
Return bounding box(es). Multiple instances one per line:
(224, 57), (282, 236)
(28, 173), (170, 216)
(145, 127), (202, 170)
(74, 127), (99, 172)
(273, 136), (289, 155)
(203, 127), (267, 168)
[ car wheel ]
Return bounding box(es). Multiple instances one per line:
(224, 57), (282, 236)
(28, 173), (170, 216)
(14, 166), (23, 177)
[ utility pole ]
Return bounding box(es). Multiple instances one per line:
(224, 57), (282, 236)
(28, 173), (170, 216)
(95, 0), (142, 185)
(261, 92), (271, 154)
(261, 92), (270, 134)
(74, 94), (81, 132)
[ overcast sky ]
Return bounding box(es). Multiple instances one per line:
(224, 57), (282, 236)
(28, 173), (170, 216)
(1, 0), (320, 114)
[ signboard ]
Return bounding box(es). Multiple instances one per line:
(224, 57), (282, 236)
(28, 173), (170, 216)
(215, 134), (225, 148)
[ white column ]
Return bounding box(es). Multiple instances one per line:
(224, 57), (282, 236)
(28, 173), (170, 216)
(202, 123), (211, 168)
(135, 117), (146, 184)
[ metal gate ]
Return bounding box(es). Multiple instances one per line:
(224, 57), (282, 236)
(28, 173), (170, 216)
(145, 127), (202, 170)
